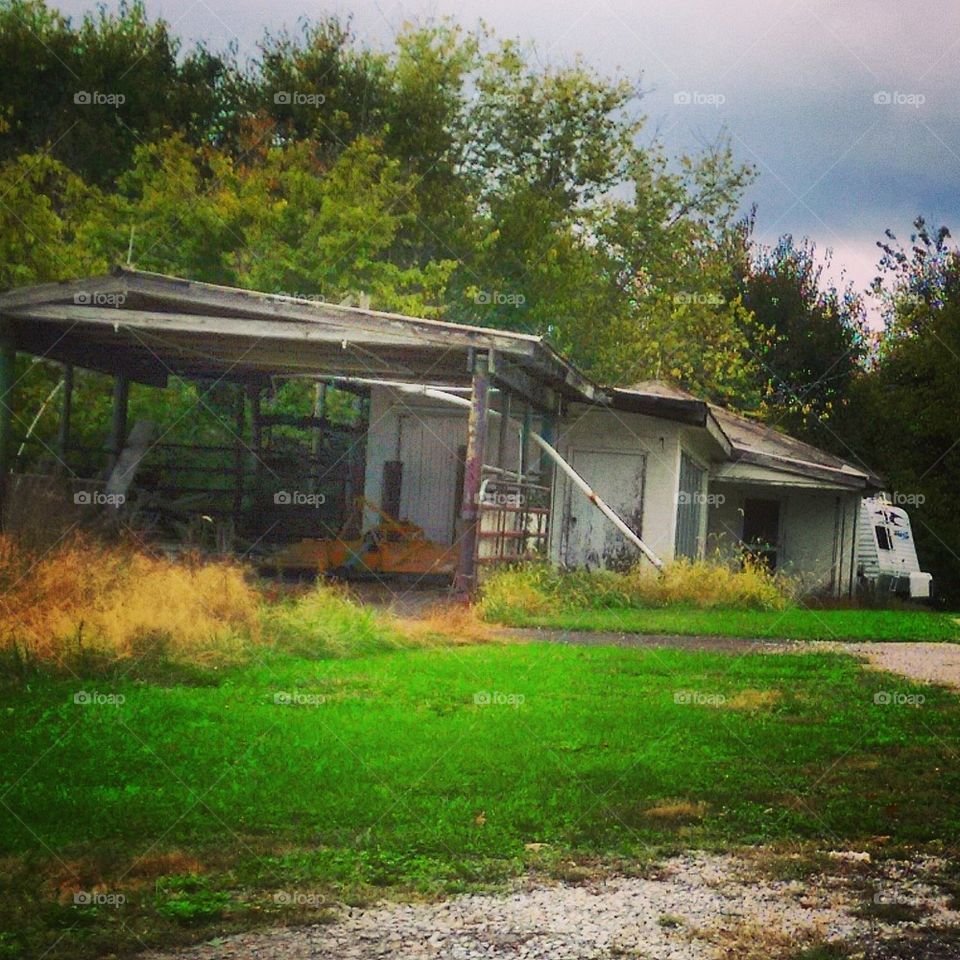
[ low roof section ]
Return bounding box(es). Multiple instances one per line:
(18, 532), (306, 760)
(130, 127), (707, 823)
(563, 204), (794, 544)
(611, 380), (880, 491)
(0, 268), (601, 404)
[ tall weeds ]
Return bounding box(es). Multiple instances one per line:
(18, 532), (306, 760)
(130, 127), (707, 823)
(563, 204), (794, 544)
(479, 557), (793, 620)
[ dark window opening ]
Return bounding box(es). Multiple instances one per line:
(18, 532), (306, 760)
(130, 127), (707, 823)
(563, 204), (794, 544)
(875, 525), (893, 550)
(742, 497), (780, 570)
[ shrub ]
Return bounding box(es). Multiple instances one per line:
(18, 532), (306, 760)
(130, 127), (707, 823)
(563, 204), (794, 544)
(260, 583), (401, 658)
(479, 557), (793, 619)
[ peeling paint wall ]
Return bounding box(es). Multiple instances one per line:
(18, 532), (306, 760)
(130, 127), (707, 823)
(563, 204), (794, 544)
(550, 406), (684, 568)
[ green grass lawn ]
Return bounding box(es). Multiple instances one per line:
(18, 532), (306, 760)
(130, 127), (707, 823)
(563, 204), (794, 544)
(2, 642), (959, 959)
(495, 605), (960, 642)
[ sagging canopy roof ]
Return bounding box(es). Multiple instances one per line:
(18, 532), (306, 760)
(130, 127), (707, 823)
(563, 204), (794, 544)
(611, 380), (881, 491)
(1, 269), (878, 489)
(0, 267), (602, 404)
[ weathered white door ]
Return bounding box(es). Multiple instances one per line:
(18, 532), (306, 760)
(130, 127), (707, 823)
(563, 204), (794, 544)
(562, 449), (646, 568)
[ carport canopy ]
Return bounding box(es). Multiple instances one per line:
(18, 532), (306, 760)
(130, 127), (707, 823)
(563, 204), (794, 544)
(0, 267), (602, 408)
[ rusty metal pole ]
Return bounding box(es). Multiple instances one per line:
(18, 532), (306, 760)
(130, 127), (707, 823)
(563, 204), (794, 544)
(454, 351), (490, 599)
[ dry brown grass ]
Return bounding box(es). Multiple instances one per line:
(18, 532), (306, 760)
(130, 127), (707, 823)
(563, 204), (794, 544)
(722, 689), (783, 711)
(644, 800), (709, 822)
(394, 602), (498, 646)
(691, 919), (824, 959)
(0, 534), (259, 666)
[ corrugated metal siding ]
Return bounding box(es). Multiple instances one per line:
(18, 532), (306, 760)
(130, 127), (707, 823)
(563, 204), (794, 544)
(674, 452), (705, 559)
(397, 414), (465, 544)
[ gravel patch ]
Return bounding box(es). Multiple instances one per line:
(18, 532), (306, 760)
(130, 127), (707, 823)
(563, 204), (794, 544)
(142, 853), (960, 960)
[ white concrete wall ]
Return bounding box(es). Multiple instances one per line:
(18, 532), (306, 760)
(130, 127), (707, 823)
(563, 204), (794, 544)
(362, 389), (863, 591)
(550, 406), (685, 568)
(706, 483), (861, 595)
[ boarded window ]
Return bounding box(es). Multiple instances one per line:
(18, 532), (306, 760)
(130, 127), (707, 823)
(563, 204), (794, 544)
(674, 452), (706, 560)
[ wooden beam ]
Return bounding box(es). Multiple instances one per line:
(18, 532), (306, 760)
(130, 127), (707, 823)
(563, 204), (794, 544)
(248, 385), (265, 515)
(57, 363), (73, 466)
(488, 351), (557, 413)
(7, 304), (545, 358)
(454, 352), (490, 598)
(233, 387), (245, 524)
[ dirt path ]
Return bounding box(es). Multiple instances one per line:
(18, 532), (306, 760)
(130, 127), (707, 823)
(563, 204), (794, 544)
(507, 627), (960, 691)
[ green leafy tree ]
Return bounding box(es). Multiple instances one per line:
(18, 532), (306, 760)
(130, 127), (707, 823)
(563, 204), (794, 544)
(0, 0), (245, 187)
(742, 235), (867, 441)
(843, 219), (960, 601)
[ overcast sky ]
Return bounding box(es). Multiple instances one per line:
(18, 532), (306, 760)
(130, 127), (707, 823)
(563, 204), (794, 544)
(56, 0), (960, 313)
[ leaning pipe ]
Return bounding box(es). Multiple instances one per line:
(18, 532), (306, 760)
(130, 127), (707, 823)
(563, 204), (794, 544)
(369, 380), (664, 570)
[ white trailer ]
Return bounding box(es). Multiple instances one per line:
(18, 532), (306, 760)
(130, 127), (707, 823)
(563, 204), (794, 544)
(857, 497), (933, 599)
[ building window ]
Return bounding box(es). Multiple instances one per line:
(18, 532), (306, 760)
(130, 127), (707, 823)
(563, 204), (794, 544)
(674, 452), (705, 559)
(742, 497), (781, 570)
(875, 525), (893, 550)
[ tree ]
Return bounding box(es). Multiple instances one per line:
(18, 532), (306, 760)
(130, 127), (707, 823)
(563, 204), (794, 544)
(742, 235), (867, 442)
(842, 219), (960, 601)
(0, 0), (245, 187)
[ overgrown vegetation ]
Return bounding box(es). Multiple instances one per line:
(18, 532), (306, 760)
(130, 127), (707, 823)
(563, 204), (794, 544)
(0, 536), (489, 676)
(479, 561), (960, 641)
(480, 558), (793, 621)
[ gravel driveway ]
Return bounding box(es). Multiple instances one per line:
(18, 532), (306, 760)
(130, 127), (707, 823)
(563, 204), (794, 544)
(143, 853), (960, 959)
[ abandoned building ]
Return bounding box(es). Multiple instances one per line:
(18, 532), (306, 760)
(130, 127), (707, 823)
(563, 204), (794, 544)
(0, 268), (880, 596)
